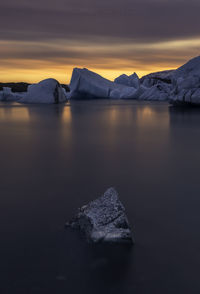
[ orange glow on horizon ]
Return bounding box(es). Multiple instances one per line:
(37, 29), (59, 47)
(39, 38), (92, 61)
(0, 63), (176, 85)
(1, 36), (199, 84)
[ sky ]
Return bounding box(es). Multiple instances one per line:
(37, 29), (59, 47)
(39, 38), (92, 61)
(0, 0), (200, 84)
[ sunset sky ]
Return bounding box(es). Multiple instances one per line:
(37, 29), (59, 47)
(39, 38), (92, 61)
(0, 0), (200, 84)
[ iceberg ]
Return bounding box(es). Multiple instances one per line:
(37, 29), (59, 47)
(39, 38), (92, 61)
(67, 68), (171, 101)
(0, 87), (21, 102)
(0, 55), (199, 105)
(114, 73), (140, 88)
(20, 79), (67, 104)
(66, 187), (134, 244)
(173, 56), (200, 80)
(141, 70), (174, 88)
(67, 68), (139, 99)
(170, 56), (200, 105)
(139, 84), (170, 101)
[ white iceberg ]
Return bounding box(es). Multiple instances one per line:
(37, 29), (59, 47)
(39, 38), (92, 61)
(67, 68), (140, 99)
(20, 79), (67, 104)
(114, 73), (140, 88)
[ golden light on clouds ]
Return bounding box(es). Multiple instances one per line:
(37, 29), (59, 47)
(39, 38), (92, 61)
(0, 37), (200, 84)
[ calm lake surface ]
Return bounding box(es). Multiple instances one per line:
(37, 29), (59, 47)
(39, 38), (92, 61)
(1, 100), (200, 294)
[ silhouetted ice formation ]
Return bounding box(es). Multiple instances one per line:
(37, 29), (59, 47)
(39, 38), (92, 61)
(66, 187), (134, 244)
(1, 56), (200, 104)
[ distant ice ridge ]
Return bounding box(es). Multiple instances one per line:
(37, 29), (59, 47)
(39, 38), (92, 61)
(114, 73), (140, 89)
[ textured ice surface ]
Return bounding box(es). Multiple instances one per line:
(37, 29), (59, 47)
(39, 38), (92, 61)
(0, 56), (199, 105)
(67, 68), (138, 99)
(67, 187), (134, 243)
(67, 68), (172, 101)
(139, 84), (170, 101)
(141, 70), (174, 88)
(20, 79), (67, 104)
(173, 56), (200, 79)
(170, 56), (200, 105)
(114, 73), (140, 88)
(0, 87), (21, 102)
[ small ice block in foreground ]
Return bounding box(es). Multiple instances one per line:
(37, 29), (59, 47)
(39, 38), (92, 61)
(66, 187), (134, 244)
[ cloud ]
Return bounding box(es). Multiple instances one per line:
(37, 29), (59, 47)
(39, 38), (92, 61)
(0, 0), (200, 42)
(0, 0), (199, 82)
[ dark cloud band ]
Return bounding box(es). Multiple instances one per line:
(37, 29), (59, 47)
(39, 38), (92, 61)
(0, 0), (200, 42)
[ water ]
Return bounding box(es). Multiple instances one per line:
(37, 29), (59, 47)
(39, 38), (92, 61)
(1, 100), (200, 293)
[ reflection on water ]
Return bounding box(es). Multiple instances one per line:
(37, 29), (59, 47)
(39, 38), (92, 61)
(109, 107), (134, 125)
(62, 106), (72, 124)
(136, 106), (169, 128)
(169, 105), (200, 127)
(0, 106), (30, 122)
(1, 100), (200, 294)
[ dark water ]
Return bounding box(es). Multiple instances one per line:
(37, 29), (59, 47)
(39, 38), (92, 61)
(1, 100), (200, 294)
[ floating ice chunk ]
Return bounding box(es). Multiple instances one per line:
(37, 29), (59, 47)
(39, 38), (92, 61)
(68, 68), (138, 99)
(20, 79), (67, 104)
(114, 73), (140, 88)
(66, 187), (134, 244)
